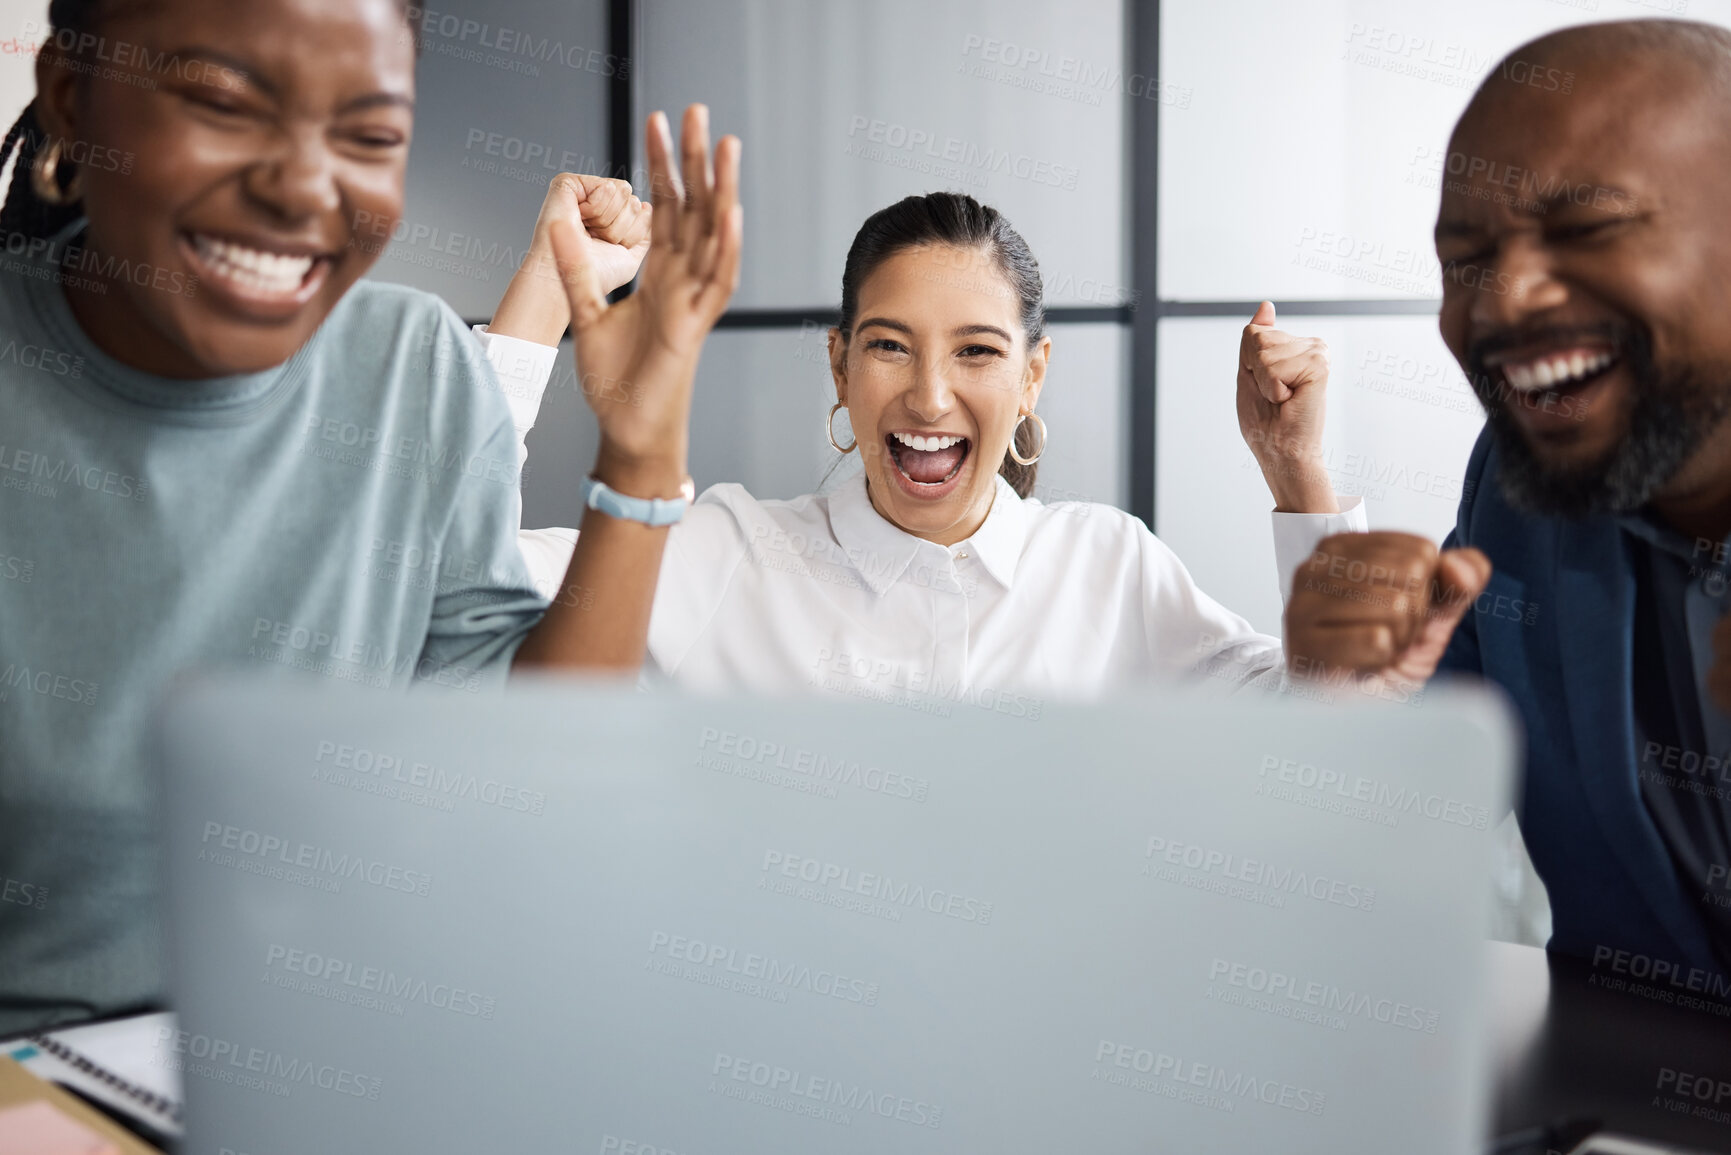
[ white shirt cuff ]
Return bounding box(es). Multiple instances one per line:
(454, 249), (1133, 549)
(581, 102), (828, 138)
(472, 325), (559, 467)
(1271, 496), (1367, 607)
(518, 526), (580, 600)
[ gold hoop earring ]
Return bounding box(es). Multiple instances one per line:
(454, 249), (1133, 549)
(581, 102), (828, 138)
(1008, 412), (1047, 466)
(30, 136), (83, 207)
(826, 401), (856, 454)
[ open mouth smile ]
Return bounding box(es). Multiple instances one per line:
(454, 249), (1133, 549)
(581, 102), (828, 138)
(885, 431), (971, 499)
(180, 231), (334, 315)
(1489, 345), (1616, 394)
(1478, 339), (1626, 434)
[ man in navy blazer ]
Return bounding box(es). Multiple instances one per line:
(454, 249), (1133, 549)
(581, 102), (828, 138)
(1285, 19), (1731, 984)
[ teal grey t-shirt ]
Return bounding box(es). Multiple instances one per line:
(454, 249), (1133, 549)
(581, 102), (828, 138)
(0, 238), (549, 1033)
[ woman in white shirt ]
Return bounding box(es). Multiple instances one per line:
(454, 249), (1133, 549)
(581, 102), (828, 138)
(484, 191), (1365, 703)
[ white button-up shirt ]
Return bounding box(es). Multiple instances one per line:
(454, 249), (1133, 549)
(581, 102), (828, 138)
(475, 327), (1367, 703)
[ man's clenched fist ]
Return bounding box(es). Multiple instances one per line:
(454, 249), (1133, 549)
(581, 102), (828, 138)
(1285, 532), (1492, 684)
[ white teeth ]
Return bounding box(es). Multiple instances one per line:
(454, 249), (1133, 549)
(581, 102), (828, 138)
(1498, 349), (1615, 393)
(892, 432), (964, 452)
(193, 234), (316, 296)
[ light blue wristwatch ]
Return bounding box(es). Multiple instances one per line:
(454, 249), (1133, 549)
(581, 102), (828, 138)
(578, 474), (696, 527)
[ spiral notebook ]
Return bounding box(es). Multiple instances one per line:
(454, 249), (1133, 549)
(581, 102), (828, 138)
(4, 1012), (183, 1143)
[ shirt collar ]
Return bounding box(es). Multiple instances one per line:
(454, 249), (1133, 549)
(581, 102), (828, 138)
(827, 470), (924, 596)
(963, 474), (1028, 591)
(1615, 509), (1717, 564)
(827, 470), (1028, 597)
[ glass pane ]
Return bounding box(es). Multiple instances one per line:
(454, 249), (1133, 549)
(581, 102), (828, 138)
(1159, 0), (1729, 301)
(1156, 313), (1485, 635)
(376, 0), (612, 319)
(641, 0), (1127, 309)
(0, 29), (34, 135)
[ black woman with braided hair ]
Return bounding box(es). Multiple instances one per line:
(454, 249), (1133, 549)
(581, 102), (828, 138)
(0, 0), (742, 1033)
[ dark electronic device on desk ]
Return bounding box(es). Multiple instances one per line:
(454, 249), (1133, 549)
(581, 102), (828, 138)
(1492, 1121), (1724, 1154)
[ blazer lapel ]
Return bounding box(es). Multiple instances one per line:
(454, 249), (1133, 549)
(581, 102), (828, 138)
(1553, 517), (1704, 956)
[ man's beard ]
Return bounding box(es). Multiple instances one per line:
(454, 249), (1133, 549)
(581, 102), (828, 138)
(1470, 326), (1731, 518)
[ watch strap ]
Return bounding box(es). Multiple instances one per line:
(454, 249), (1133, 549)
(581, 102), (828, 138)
(579, 475), (694, 527)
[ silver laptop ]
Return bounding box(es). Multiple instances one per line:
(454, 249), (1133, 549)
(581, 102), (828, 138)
(155, 678), (1515, 1154)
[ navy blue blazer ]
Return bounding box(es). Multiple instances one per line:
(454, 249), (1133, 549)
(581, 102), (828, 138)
(1440, 429), (1724, 973)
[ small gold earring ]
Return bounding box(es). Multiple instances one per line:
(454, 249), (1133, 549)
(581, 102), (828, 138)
(31, 136), (83, 206)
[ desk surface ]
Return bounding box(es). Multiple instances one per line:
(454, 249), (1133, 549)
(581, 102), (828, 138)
(1491, 941), (1731, 1152)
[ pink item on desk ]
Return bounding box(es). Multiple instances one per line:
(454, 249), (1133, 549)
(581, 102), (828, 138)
(0, 1100), (123, 1155)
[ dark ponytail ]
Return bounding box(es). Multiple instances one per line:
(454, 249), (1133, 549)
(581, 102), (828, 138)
(837, 192), (1047, 498)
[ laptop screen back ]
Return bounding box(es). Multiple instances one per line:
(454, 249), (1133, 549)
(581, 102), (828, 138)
(157, 679), (1514, 1154)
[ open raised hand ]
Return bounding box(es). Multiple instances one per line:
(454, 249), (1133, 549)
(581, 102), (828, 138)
(547, 104), (742, 494)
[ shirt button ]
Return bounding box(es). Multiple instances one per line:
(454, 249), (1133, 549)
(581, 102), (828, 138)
(956, 551), (970, 559)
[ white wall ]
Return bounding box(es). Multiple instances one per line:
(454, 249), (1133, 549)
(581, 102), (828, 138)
(641, 0), (1128, 311)
(1160, 0), (1724, 301)
(0, 10), (44, 187)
